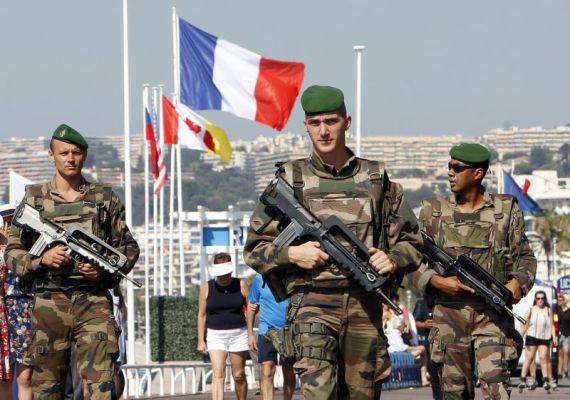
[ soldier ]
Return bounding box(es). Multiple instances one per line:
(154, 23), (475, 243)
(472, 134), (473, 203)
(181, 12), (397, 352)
(5, 124), (140, 400)
(415, 143), (537, 400)
(244, 85), (423, 399)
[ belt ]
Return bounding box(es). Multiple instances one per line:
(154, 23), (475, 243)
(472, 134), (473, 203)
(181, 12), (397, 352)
(36, 287), (106, 298)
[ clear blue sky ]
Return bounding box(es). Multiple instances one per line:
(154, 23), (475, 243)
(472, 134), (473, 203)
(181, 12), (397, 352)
(1, 0), (570, 140)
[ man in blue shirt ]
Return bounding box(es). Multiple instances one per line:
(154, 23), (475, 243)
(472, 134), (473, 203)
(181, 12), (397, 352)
(247, 274), (296, 399)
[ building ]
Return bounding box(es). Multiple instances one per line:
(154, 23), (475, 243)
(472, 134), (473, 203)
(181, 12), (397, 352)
(0, 151), (54, 200)
(359, 134), (464, 176)
(481, 126), (570, 157)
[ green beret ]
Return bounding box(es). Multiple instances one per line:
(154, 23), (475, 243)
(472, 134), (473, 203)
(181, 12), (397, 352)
(301, 85), (345, 114)
(52, 124), (88, 149)
(449, 143), (491, 164)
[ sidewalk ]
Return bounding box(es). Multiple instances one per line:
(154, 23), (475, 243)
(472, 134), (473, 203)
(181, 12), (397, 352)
(143, 378), (570, 399)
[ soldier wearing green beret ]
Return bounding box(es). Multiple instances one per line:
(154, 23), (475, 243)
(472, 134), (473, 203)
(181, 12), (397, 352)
(415, 143), (537, 399)
(244, 85), (423, 399)
(5, 124), (139, 399)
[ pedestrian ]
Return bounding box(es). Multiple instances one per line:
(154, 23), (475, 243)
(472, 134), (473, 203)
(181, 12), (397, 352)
(244, 85), (423, 399)
(247, 273), (296, 400)
(557, 293), (570, 378)
(197, 253), (250, 400)
(413, 294), (443, 399)
(0, 205), (14, 399)
(5, 124), (140, 400)
(415, 143), (537, 399)
(1, 204), (33, 400)
(520, 290), (557, 391)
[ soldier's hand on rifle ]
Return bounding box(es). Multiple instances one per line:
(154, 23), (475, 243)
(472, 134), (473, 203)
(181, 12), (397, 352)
(77, 263), (104, 279)
(368, 247), (396, 275)
(505, 279), (523, 304)
(429, 275), (475, 296)
(288, 241), (329, 269)
(40, 244), (71, 268)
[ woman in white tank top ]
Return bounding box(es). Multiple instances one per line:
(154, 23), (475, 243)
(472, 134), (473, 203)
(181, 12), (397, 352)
(519, 290), (557, 391)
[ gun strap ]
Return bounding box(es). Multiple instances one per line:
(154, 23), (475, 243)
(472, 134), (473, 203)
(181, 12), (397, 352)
(291, 160), (306, 204)
(367, 161), (390, 251)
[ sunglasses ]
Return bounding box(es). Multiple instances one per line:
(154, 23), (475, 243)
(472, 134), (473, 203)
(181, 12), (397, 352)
(448, 162), (476, 173)
(535, 297), (545, 300)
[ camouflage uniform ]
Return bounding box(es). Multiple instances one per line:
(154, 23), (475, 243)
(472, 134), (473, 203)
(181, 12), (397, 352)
(244, 149), (422, 399)
(5, 177), (140, 400)
(416, 192), (537, 400)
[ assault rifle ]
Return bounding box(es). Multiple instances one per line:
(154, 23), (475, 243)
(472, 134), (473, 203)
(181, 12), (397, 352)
(421, 230), (525, 324)
(13, 203), (142, 288)
(260, 176), (402, 314)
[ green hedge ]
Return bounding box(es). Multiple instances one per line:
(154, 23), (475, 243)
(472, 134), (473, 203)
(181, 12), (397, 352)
(150, 295), (205, 361)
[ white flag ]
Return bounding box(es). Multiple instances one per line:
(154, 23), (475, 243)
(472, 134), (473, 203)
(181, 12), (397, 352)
(9, 170), (33, 205)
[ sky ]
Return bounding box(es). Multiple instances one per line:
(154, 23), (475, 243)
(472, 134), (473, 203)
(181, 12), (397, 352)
(2, 0), (570, 141)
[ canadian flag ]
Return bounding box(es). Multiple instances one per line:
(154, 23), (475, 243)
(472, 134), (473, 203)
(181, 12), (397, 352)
(162, 96), (233, 163)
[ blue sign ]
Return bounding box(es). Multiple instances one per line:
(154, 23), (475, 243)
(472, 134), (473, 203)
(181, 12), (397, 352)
(202, 227), (230, 246)
(557, 275), (570, 293)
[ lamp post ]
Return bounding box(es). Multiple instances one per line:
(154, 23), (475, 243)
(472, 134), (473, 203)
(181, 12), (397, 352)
(353, 45), (366, 157)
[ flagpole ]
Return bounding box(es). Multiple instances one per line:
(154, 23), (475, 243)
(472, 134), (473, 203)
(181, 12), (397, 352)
(497, 163), (503, 193)
(122, 0), (136, 368)
(168, 11), (177, 294)
(153, 176), (158, 297)
(156, 85), (166, 296)
(353, 45), (365, 158)
(173, 7), (186, 294)
(168, 143), (175, 295)
(151, 87), (159, 297)
(142, 84), (151, 364)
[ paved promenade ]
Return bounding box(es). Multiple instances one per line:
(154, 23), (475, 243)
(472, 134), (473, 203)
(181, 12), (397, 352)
(142, 377), (570, 399)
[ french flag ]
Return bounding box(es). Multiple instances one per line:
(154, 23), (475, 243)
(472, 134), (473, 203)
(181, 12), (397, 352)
(178, 18), (305, 131)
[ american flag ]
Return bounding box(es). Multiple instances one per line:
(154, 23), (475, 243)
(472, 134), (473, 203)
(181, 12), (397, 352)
(145, 108), (168, 195)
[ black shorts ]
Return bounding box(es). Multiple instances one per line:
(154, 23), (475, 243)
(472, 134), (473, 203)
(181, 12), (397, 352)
(525, 335), (551, 347)
(257, 334), (294, 365)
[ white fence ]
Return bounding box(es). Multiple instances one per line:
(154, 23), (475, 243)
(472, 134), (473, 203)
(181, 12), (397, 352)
(121, 360), (288, 398)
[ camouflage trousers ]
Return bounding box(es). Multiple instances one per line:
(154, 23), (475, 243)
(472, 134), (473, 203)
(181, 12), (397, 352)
(24, 289), (119, 400)
(290, 290), (391, 400)
(429, 304), (519, 400)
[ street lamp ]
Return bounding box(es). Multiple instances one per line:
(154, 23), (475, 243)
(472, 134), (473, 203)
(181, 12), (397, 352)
(353, 45), (366, 157)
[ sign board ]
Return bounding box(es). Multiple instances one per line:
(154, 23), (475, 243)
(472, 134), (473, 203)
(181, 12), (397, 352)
(202, 226), (230, 246)
(557, 274), (570, 293)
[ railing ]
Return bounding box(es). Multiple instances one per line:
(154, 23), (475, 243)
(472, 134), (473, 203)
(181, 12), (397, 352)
(121, 360), (282, 398)
(121, 352), (420, 397)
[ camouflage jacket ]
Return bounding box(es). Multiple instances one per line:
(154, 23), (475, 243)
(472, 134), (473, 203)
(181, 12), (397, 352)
(415, 191), (537, 306)
(5, 176), (140, 290)
(244, 149), (422, 295)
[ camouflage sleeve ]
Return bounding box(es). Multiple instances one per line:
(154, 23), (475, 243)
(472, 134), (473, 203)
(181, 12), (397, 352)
(243, 198), (291, 276)
(506, 201), (537, 296)
(5, 199), (44, 277)
(107, 191), (140, 282)
(414, 204), (438, 296)
(386, 182), (423, 274)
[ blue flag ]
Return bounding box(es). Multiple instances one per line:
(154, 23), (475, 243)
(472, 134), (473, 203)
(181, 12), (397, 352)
(502, 170), (543, 213)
